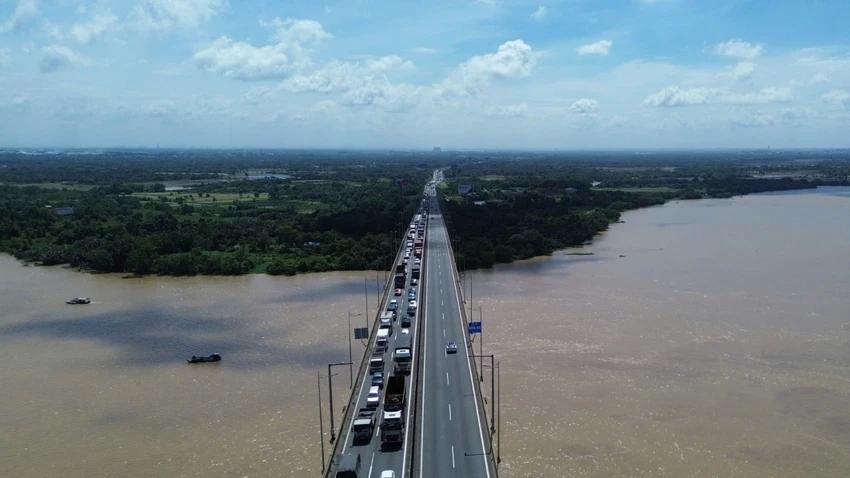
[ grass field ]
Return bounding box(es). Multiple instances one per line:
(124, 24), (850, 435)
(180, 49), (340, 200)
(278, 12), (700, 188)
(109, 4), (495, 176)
(131, 192), (270, 205)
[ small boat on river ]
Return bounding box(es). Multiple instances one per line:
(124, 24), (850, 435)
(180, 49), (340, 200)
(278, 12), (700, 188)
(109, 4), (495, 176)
(66, 297), (91, 305)
(188, 353), (222, 364)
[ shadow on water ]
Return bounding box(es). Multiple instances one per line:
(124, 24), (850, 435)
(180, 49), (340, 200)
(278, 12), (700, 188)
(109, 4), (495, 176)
(0, 306), (343, 370)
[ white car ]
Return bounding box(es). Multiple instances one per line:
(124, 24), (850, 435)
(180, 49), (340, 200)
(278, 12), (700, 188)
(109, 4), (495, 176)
(366, 386), (381, 409)
(401, 328), (410, 335)
(380, 471), (396, 478)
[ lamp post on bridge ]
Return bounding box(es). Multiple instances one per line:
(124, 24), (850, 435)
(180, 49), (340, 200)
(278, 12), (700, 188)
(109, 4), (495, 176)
(469, 353), (496, 435)
(346, 311), (362, 389)
(327, 361), (352, 444)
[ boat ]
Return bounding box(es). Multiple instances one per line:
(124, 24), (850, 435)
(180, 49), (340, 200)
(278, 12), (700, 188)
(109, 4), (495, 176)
(187, 353), (222, 364)
(66, 297), (91, 305)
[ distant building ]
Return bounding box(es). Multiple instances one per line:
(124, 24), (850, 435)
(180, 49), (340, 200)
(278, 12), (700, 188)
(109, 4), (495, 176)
(433, 146), (442, 152)
(53, 206), (75, 216)
(473, 201), (486, 206)
(457, 184), (473, 195)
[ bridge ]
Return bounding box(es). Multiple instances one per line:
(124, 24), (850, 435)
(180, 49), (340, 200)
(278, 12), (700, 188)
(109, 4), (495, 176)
(323, 170), (499, 477)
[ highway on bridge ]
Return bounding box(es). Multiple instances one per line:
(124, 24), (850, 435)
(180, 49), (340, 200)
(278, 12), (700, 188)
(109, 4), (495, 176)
(415, 201), (496, 478)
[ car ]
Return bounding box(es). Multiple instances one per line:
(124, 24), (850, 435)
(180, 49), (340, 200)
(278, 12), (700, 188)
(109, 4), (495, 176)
(414, 258), (421, 265)
(404, 251), (410, 258)
(401, 328), (410, 335)
(394, 288), (402, 296)
(408, 300), (417, 309)
(371, 371), (384, 389)
(411, 278), (418, 286)
(446, 341), (458, 354)
(366, 386), (381, 408)
(407, 291), (416, 300)
(387, 299), (398, 311)
(380, 471), (396, 478)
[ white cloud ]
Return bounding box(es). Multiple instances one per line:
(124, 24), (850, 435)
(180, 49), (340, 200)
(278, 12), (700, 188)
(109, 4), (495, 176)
(485, 102), (528, 117)
(722, 87), (792, 105)
(285, 55), (413, 94)
(713, 39), (763, 60)
(39, 45), (91, 73)
(134, 0), (225, 31)
(729, 61), (755, 79)
(459, 39), (537, 83)
(644, 85), (792, 107)
(643, 86), (717, 106)
(0, 0), (39, 33)
(569, 98), (599, 114)
(822, 89), (850, 107)
(531, 5), (547, 22)
(577, 40), (612, 56)
(70, 12), (118, 44)
(193, 18), (330, 80)
(733, 111), (775, 127)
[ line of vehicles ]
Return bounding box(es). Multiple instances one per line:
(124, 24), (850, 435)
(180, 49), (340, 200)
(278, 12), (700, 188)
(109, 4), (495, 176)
(336, 206), (429, 478)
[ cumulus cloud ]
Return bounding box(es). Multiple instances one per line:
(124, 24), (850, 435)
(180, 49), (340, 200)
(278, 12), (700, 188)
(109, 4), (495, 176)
(643, 86), (717, 107)
(459, 39), (537, 83)
(0, 0), (39, 33)
(713, 39), (763, 60)
(70, 12), (118, 44)
(531, 5), (547, 22)
(822, 89), (850, 107)
(569, 98), (599, 114)
(644, 85), (792, 107)
(39, 45), (91, 73)
(284, 55), (412, 94)
(577, 40), (612, 56)
(134, 0), (225, 31)
(729, 61), (755, 79)
(485, 102), (528, 117)
(193, 18), (330, 80)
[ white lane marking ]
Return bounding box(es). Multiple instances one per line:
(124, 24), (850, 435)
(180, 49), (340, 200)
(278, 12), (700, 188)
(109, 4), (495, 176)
(451, 445), (456, 469)
(444, 226), (493, 478)
(368, 452), (375, 477)
(442, 312), (445, 320)
(446, 372), (450, 386)
(449, 403), (452, 421)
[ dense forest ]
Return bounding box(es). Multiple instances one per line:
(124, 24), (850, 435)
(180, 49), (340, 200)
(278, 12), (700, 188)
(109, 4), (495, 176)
(438, 152), (850, 269)
(0, 151), (436, 275)
(2, 149), (849, 276)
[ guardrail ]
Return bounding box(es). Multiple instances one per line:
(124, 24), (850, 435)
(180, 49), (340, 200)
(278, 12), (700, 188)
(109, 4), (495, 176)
(324, 208), (425, 477)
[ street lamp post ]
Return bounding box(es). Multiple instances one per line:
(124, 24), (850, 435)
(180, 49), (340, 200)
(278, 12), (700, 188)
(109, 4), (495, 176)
(327, 361), (352, 444)
(317, 371), (325, 473)
(470, 353), (496, 436)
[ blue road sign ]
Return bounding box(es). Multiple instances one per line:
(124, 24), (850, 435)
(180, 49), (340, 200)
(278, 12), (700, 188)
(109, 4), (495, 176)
(468, 321), (482, 334)
(354, 327), (369, 340)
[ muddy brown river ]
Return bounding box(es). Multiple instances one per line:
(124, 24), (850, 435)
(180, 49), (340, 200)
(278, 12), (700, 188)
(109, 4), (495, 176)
(2, 187), (849, 477)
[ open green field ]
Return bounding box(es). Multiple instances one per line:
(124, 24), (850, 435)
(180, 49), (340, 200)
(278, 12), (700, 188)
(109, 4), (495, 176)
(131, 191), (270, 205)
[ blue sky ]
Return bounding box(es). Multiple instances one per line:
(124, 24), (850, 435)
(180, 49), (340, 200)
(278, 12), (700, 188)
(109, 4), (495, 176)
(1, 0), (849, 149)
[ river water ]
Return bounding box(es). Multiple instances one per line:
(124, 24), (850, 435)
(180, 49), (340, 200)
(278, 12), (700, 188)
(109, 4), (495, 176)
(2, 187), (849, 477)
(469, 186), (850, 477)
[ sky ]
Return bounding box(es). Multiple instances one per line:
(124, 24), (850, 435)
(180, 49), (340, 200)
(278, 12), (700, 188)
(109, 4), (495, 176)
(1, 0), (849, 149)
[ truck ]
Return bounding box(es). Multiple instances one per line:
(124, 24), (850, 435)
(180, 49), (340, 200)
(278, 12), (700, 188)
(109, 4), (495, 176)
(383, 375), (406, 412)
(394, 272), (406, 288)
(393, 334), (412, 375)
(411, 265), (420, 280)
(380, 410), (404, 446)
(352, 409), (375, 444)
